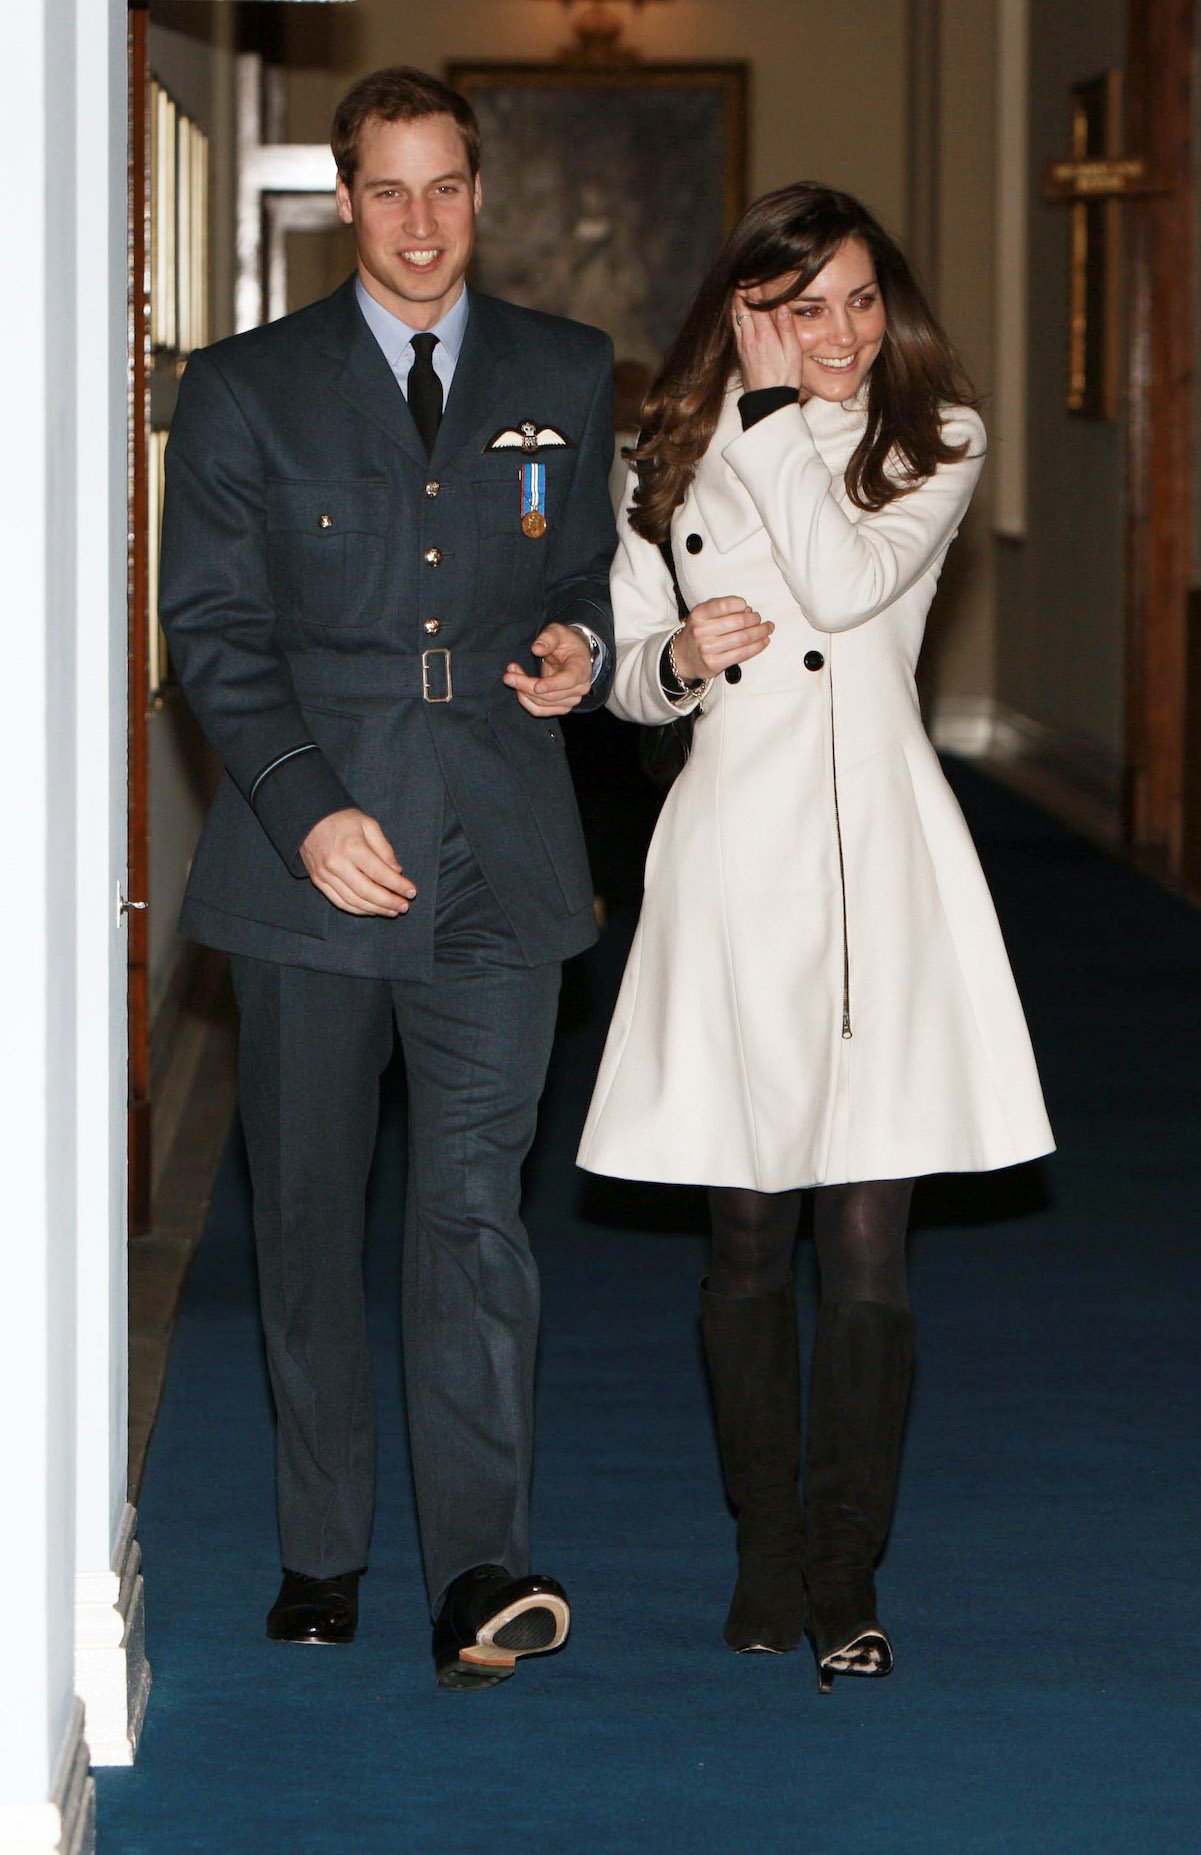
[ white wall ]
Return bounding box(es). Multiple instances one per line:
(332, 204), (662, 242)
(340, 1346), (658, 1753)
(73, 0), (149, 1783)
(926, 0), (999, 708)
(75, 0), (129, 1599)
(280, 0), (911, 234)
(1, 0), (135, 1842)
(0, 0), (84, 1826)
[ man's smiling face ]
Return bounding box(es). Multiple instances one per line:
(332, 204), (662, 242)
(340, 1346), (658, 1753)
(336, 111), (482, 329)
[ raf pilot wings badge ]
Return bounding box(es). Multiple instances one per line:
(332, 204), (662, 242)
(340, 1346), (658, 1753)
(484, 421), (574, 538)
(485, 420), (572, 454)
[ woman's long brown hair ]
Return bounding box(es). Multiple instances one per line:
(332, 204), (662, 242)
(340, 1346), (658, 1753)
(628, 182), (979, 544)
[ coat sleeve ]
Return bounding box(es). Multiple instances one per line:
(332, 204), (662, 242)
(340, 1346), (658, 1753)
(541, 332), (618, 711)
(159, 348), (355, 875)
(604, 468), (705, 727)
(721, 403), (987, 633)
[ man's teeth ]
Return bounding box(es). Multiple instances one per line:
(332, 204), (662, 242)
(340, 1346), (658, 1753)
(403, 250), (439, 267)
(815, 354), (856, 370)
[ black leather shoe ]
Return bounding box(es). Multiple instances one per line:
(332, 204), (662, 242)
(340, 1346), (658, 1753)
(266, 1569), (361, 1644)
(433, 1564), (570, 1691)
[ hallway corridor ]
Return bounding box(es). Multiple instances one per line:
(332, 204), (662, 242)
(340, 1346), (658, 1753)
(96, 762), (1201, 1855)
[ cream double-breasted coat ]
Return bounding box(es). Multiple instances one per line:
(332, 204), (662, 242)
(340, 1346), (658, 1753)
(577, 388), (1055, 1191)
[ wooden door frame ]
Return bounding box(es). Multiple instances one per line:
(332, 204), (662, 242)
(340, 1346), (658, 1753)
(1123, 0), (1195, 884)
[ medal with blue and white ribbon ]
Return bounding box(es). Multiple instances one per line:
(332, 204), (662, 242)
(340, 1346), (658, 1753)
(520, 461), (547, 538)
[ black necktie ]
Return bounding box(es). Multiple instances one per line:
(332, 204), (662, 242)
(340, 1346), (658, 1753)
(407, 332), (443, 455)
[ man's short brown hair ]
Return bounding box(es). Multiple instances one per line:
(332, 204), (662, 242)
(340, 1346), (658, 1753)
(331, 67), (482, 188)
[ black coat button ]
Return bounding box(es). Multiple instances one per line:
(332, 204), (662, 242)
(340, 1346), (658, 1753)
(804, 650), (825, 671)
(685, 533), (704, 554)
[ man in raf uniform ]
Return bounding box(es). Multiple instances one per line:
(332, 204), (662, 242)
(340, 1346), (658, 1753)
(160, 67), (615, 1690)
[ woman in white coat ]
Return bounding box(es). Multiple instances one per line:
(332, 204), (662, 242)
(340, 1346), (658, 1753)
(577, 184), (1054, 1692)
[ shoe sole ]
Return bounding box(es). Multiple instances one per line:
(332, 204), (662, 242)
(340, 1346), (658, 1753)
(435, 1594), (571, 1687)
(815, 1628), (894, 1693)
(266, 1625), (355, 1645)
(458, 1592), (571, 1671)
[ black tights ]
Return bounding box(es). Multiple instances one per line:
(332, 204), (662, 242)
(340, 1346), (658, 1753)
(707, 1180), (914, 1310)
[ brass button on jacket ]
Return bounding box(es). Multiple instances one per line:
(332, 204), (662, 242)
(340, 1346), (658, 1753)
(318, 513), (334, 530)
(425, 480), (441, 497)
(423, 617), (443, 637)
(424, 546), (443, 566)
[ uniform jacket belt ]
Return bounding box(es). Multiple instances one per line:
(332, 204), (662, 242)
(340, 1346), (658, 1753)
(290, 649), (510, 703)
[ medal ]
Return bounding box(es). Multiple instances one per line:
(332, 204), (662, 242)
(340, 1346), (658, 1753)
(520, 461), (547, 539)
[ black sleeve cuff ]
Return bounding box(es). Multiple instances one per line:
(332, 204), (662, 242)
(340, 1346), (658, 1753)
(251, 746), (356, 876)
(738, 386), (800, 431)
(659, 640), (680, 694)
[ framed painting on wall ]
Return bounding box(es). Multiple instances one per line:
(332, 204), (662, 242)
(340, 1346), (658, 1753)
(446, 62), (748, 373)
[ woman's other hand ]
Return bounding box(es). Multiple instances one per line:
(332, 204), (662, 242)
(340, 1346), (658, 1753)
(733, 288), (806, 394)
(673, 596), (774, 682)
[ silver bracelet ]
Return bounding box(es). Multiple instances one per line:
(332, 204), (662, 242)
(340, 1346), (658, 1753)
(667, 627), (711, 702)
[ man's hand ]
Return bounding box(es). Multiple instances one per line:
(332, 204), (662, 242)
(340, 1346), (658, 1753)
(300, 808), (417, 917)
(503, 622), (593, 716)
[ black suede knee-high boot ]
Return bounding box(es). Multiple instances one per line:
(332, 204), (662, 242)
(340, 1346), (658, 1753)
(803, 1300), (916, 1692)
(699, 1280), (807, 1652)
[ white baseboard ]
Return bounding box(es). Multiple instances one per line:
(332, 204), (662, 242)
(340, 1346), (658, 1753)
(928, 693), (1006, 759)
(930, 696), (1124, 810)
(0, 1701), (95, 1854)
(74, 1503), (152, 1767)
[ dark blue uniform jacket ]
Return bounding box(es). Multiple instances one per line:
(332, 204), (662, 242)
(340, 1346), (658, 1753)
(160, 278), (617, 979)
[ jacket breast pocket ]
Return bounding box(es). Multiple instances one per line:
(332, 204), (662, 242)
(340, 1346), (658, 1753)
(469, 473), (520, 607)
(470, 452), (575, 607)
(267, 478), (389, 636)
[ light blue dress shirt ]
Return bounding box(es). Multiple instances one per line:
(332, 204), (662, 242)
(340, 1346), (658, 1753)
(354, 275), (469, 402)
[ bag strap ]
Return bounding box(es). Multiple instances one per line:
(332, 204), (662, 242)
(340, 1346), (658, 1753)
(634, 430), (689, 622)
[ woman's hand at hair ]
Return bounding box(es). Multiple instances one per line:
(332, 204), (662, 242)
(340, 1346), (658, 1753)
(672, 596), (774, 683)
(733, 288), (806, 394)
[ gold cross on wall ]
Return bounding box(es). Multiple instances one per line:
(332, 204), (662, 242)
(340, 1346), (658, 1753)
(1042, 71), (1165, 417)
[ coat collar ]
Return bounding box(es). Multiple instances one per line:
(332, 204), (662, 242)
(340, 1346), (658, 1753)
(318, 278), (526, 471)
(689, 383), (866, 552)
(688, 388), (760, 552)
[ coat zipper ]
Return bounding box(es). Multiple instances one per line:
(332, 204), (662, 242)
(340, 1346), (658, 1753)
(828, 659), (853, 1040)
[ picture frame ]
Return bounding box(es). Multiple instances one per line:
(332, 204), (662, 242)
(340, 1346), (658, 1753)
(447, 62), (748, 372)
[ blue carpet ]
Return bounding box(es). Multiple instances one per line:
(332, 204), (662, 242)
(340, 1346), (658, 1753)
(96, 761), (1201, 1853)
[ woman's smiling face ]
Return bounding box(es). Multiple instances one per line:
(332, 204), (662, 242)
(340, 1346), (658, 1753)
(746, 236), (887, 403)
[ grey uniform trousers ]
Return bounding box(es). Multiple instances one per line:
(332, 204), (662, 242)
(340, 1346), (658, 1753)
(229, 810), (561, 1613)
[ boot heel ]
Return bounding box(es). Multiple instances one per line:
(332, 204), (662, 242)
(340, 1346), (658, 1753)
(817, 1663), (834, 1695)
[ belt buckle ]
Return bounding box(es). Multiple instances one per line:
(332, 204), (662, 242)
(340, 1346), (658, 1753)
(422, 647), (453, 703)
